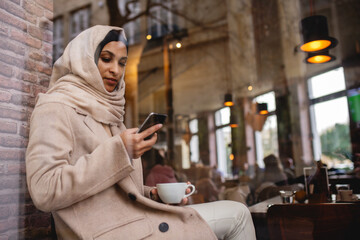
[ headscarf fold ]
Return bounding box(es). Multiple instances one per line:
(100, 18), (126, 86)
(36, 25), (127, 126)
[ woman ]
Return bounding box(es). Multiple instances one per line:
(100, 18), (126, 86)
(26, 25), (255, 240)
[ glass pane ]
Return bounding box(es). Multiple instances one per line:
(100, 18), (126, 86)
(189, 119), (198, 133)
(216, 126), (232, 177)
(190, 135), (199, 162)
(308, 67), (346, 99)
(215, 107), (230, 126)
(311, 96), (352, 170)
(255, 115), (279, 168)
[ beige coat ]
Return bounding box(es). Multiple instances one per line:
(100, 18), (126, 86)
(26, 25), (216, 240)
(26, 101), (217, 239)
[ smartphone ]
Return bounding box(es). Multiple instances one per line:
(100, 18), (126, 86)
(137, 112), (167, 140)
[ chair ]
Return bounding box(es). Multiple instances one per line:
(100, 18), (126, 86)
(188, 193), (205, 204)
(267, 203), (360, 240)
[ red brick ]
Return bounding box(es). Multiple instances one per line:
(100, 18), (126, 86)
(39, 78), (50, 88)
(0, 9), (27, 31)
(0, 217), (18, 233)
(0, 38), (26, 56)
(27, 36), (42, 49)
(0, 149), (25, 161)
(10, 0), (21, 4)
(0, 53), (24, 68)
(0, 164), (5, 174)
(0, 206), (11, 220)
(0, 107), (27, 121)
(11, 93), (36, 107)
(9, 29), (26, 44)
(25, 12), (37, 25)
(23, 0), (43, 17)
(35, 0), (53, 12)
(40, 15), (53, 31)
(22, 72), (38, 83)
(24, 59), (36, 72)
(0, 62), (13, 78)
(0, 193), (19, 204)
(42, 42), (52, 53)
(19, 124), (29, 137)
(3, 0), (25, 19)
(29, 52), (42, 61)
(28, 25), (42, 40)
(10, 29), (42, 49)
(0, 76), (31, 93)
(0, 90), (11, 102)
(31, 84), (48, 97)
(0, 233), (8, 240)
(0, 135), (28, 148)
(35, 63), (52, 76)
(7, 163), (26, 175)
(0, 24), (9, 36)
(0, 175), (21, 190)
(42, 30), (52, 43)
(0, 121), (17, 134)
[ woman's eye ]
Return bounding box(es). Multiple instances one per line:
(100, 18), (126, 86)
(101, 57), (111, 63)
(119, 61), (127, 67)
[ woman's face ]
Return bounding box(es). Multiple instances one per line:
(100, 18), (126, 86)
(97, 41), (127, 92)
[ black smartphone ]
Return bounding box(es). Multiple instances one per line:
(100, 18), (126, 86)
(137, 112), (167, 140)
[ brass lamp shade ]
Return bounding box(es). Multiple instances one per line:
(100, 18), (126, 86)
(257, 103), (268, 115)
(300, 15), (338, 52)
(305, 50), (336, 64)
(224, 93), (234, 107)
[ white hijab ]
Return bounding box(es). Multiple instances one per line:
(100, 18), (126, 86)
(36, 25), (126, 126)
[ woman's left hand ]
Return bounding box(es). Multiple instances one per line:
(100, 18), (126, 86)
(150, 182), (192, 206)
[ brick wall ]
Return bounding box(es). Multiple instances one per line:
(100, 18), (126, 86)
(0, 0), (53, 239)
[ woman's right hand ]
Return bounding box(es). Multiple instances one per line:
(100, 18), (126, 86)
(120, 124), (163, 159)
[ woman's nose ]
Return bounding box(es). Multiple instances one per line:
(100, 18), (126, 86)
(109, 62), (119, 75)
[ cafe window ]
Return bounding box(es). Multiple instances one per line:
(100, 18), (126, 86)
(70, 6), (90, 40)
(118, 0), (141, 45)
(53, 17), (64, 62)
(189, 118), (199, 163)
(253, 91), (278, 168)
(147, 0), (179, 38)
(308, 67), (352, 170)
(215, 107), (232, 177)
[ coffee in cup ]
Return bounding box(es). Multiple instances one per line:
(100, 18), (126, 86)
(156, 182), (196, 204)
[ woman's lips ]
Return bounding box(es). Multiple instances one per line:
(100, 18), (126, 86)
(105, 78), (117, 85)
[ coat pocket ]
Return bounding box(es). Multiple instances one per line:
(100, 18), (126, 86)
(93, 215), (153, 240)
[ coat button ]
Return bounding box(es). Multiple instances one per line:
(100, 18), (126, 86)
(158, 222), (169, 232)
(128, 193), (136, 201)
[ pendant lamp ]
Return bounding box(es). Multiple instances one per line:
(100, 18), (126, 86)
(305, 49), (336, 64)
(257, 103), (268, 115)
(300, 15), (338, 53)
(229, 109), (238, 128)
(224, 93), (234, 107)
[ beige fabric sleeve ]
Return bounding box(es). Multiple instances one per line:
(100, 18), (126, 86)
(26, 103), (134, 212)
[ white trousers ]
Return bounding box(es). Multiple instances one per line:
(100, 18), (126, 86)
(188, 200), (256, 240)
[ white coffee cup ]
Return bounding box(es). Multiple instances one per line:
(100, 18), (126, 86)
(339, 189), (353, 201)
(156, 182), (196, 204)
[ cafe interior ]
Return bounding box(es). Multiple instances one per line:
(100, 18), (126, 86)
(52, 0), (360, 239)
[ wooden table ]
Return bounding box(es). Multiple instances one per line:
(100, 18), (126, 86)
(249, 196), (281, 240)
(248, 195), (360, 240)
